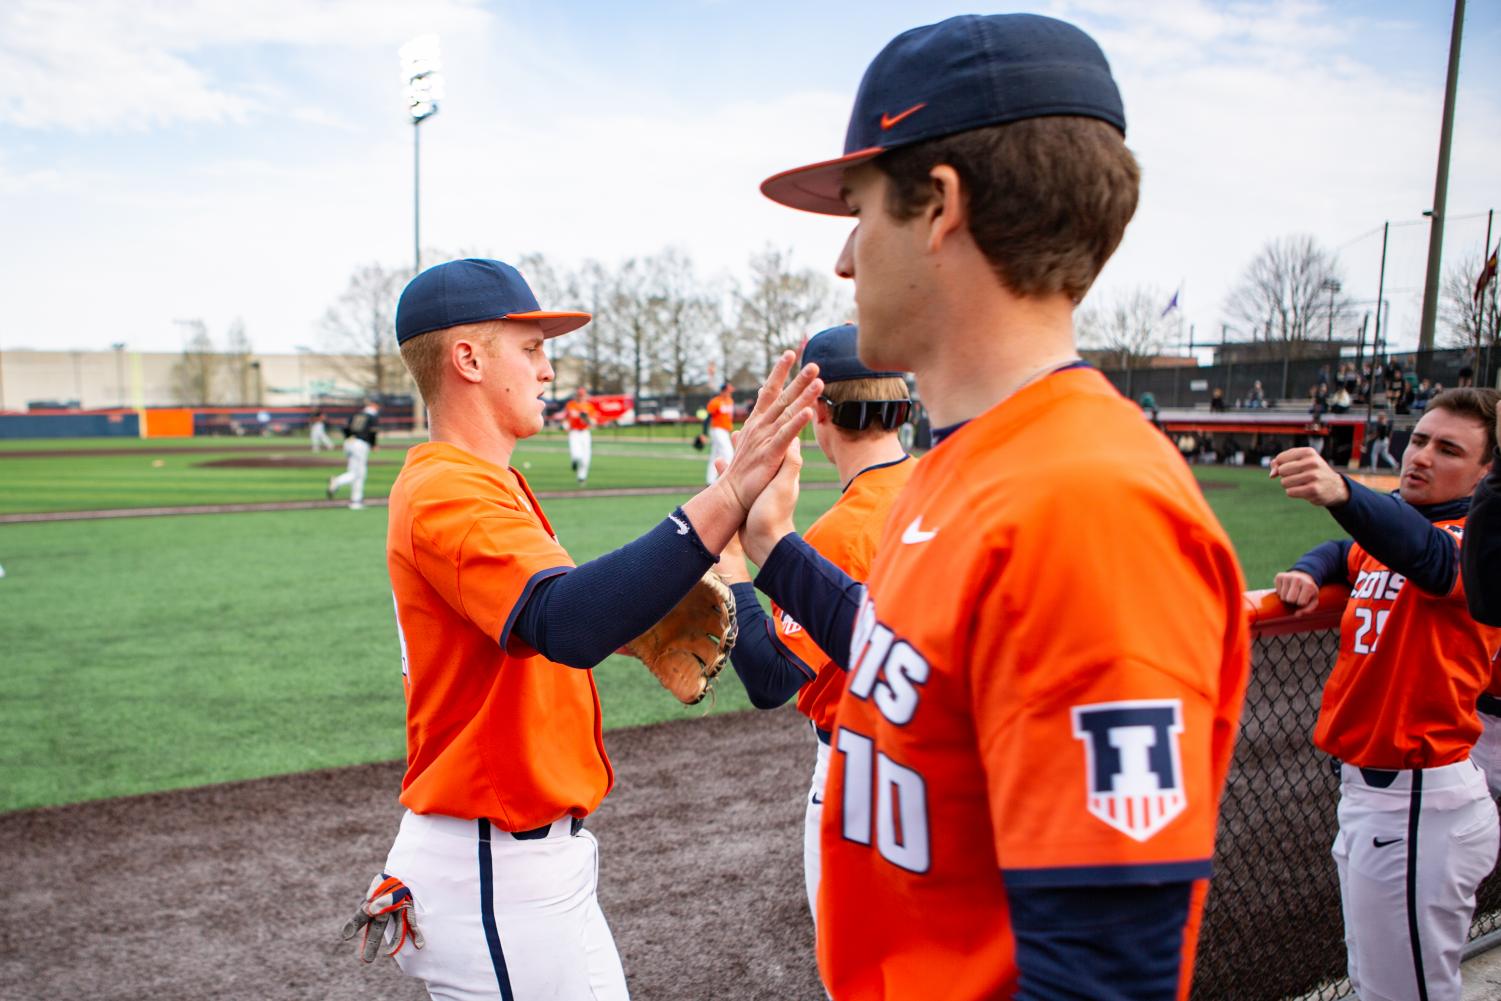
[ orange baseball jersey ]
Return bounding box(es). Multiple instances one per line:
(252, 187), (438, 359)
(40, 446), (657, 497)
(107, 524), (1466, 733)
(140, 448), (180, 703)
(707, 392), (734, 431)
(1314, 521), (1501, 769)
(563, 398), (595, 432)
(816, 368), (1250, 1000)
(772, 456), (915, 733)
(387, 441), (612, 830)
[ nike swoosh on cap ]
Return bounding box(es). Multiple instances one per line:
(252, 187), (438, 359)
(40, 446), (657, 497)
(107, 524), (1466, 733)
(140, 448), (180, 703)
(880, 102), (926, 130)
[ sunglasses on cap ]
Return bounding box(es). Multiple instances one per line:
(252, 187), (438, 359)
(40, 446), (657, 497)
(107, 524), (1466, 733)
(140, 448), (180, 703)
(819, 396), (913, 431)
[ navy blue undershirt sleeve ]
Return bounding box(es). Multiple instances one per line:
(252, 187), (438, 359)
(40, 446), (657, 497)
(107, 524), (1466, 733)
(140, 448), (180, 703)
(727, 582), (817, 709)
(1006, 881), (1193, 1001)
(754, 533), (864, 670)
(1329, 477), (1461, 595)
(1463, 452), (1501, 625)
(1291, 539), (1353, 587)
(510, 508), (716, 669)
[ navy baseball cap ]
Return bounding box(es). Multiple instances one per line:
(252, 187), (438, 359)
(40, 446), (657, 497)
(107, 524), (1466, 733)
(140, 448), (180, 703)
(395, 259), (590, 344)
(800, 324), (904, 383)
(761, 14), (1126, 216)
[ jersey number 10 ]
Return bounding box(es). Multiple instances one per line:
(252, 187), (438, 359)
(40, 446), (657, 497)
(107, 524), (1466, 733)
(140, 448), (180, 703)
(835, 728), (931, 874)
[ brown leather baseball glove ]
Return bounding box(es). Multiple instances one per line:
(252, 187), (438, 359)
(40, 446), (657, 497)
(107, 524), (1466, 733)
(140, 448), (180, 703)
(623, 572), (737, 704)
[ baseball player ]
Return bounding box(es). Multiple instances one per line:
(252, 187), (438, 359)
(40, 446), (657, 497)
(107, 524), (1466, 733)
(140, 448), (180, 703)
(704, 381), (735, 484)
(1464, 404), (1501, 796)
(309, 409), (334, 452)
(327, 400), (379, 509)
(563, 386), (597, 484)
(344, 258), (822, 1000)
(716, 323), (914, 929)
(738, 14), (1251, 999)
(1272, 387), (1501, 1001)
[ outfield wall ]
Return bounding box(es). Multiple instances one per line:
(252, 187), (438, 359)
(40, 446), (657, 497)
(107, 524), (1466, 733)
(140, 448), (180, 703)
(0, 411), (140, 438)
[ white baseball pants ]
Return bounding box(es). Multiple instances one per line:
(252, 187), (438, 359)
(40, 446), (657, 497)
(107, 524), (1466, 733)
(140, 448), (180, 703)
(383, 810), (629, 1001)
(705, 427), (734, 485)
(330, 437), (370, 506)
(310, 422), (334, 452)
(568, 430), (592, 482)
(803, 735), (831, 925)
(1470, 710), (1501, 798)
(1332, 758), (1498, 1001)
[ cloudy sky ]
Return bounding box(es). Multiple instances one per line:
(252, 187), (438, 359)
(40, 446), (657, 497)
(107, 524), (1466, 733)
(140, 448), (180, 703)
(1, 0), (1498, 358)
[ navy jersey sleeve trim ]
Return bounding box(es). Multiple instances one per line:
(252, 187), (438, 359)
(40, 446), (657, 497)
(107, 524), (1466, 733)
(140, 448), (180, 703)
(754, 533), (864, 670)
(1292, 539), (1354, 587)
(727, 582), (817, 709)
(499, 566), (572, 652)
(1007, 880), (1193, 1001)
(1001, 859), (1211, 888)
(1330, 477), (1461, 595)
(1463, 453), (1501, 626)
(508, 510), (715, 668)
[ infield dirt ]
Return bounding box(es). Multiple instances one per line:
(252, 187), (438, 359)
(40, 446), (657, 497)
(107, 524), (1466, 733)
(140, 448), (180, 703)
(1, 706), (823, 1001)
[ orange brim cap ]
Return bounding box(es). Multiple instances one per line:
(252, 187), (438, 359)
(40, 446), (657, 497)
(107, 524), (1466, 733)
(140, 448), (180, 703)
(759, 147), (883, 217)
(506, 311), (592, 339)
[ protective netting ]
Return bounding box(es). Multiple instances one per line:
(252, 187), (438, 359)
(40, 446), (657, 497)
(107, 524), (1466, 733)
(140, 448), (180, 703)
(1191, 611), (1500, 1000)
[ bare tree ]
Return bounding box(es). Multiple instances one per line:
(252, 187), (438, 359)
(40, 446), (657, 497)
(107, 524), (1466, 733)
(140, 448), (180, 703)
(1077, 286), (1183, 367)
(170, 320), (220, 405)
(1439, 252), (1500, 353)
(1225, 235), (1352, 353)
(733, 246), (836, 377)
(320, 262), (405, 398)
(223, 318), (253, 403)
(645, 249), (716, 396)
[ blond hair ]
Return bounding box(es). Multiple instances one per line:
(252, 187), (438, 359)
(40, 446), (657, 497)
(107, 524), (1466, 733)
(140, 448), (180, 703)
(398, 321), (502, 406)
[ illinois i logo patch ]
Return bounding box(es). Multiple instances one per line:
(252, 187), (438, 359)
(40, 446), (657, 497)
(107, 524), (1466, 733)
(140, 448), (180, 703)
(1070, 700), (1186, 842)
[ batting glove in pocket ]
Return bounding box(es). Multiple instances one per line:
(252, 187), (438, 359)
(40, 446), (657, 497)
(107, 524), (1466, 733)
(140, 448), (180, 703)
(341, 872), (424, 962)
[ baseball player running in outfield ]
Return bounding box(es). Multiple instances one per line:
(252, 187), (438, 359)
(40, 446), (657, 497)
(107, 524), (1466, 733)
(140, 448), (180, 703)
(327, 400), (379, 509)
(309, 409), (334, 452)
(1272, 387), (1501, 1001)
(563, 386), (597, 485)
(704, 382), (735, 484)
(344, 258), (821, 1001)
(737, 14), (1251, 999)
(716, 323), (913, 932)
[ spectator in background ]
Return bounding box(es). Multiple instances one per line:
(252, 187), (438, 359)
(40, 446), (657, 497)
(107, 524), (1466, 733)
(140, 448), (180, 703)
(1330, 384), (1352, 414)
(1271, 388), (1501, 1001)
(1458, 365), (1475, 388)
(1310, 383), (1329, 420)
(1414, 378), (1433, 411)
(1368, 411), (1398, 470)
(1137, 389), (1156, 412)
(1247, 380), (1266, 408)
(1210, 387), (1227, 412)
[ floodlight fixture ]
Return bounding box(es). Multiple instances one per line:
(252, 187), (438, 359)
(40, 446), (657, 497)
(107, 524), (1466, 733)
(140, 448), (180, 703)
(400, 34), (444, 124)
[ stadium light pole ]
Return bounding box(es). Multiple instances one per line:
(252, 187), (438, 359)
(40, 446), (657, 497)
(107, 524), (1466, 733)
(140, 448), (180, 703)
(1320, 280), (1341, 342)
(1417, 0), (1466, 358)
(111, 341), (127, 407)
(400, 34), (444, 278)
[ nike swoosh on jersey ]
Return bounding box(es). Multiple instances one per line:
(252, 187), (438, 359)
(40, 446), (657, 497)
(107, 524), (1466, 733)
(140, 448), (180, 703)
(668, 513), (690, 536)
(1373, 836), (1403, 847)
(880, 103), (926, 130)
(901, 516), (938, 544)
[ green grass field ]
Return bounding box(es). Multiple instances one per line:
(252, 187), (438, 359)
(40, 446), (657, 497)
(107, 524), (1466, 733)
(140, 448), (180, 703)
(0, 431), (841, 514)
(0, 434), (1333, 812)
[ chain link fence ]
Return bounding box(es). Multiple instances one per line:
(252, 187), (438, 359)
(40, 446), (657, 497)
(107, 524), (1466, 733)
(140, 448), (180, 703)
(1191, 590), (1500, 999)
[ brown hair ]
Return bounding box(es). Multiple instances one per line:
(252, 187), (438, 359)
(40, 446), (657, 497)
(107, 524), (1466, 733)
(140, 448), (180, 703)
(873, 116), (1140, 302)
(398, 321), (501, 406)
(823, 376), (910, 439)
(1426, 387), (1499, 454)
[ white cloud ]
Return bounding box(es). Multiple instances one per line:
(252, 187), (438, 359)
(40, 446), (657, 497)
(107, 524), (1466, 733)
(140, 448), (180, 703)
(0, 0), (489, 132)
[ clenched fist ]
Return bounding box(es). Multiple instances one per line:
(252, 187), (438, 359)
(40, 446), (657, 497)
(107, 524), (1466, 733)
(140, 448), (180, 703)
(1269, 447), (1351, 507)
(1273, 570), (1321, 616)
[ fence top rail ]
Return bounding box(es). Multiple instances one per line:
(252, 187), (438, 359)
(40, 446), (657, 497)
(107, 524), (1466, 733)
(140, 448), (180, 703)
(1244, 585), (1349, 637)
